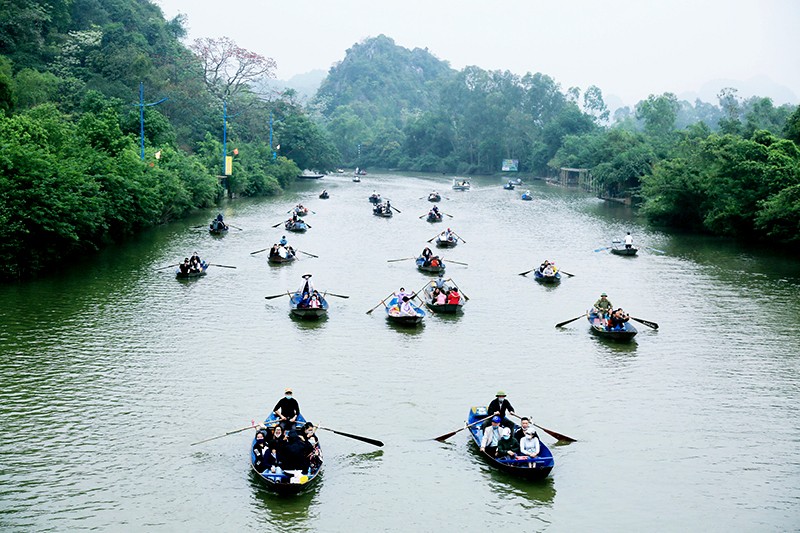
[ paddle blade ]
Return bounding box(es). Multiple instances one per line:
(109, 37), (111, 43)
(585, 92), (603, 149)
(318, 426), (383, 447)
(433, 428), (460, 442)
(631, 316), (659, 329)
(265, 294), (288, 300)
(517, 269), (534, 276)
(555, 314), (585, 328)
(534, 423), (577, 443)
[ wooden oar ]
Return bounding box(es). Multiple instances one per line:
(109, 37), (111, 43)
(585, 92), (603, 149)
(190, 423), (256, 446)
(390, 205), (401, 214)
(517, 268), (536, 276)
(191, 225), (207, 229)
(208, 263), (236, 269)
(265, 293), (289, 300)
(443, 212), (453, 218)
(434, 414), (492, 442)
(154, 263), (179, 271)
(387, 257), (414, 263)
(271, 221), (284, 228)
(510, 413), (577, 443)
(452, 232), (466, 244)
(443, 258), (468, 266)
(317, 425), (383, 447)
(593, 246), (610, 252)
(645, 246), (666, 254)
(427, 234), (438, 243)
(298, 250), (319, 258)
(250, 248), (269, 255)
(555, 313), (586, 328)
(326, 292), (350, 299)
(366, 292), (394, 314)
(559, 270), (575, 277)
(228, 224), (243, 230)
(630, 316), (659, 329)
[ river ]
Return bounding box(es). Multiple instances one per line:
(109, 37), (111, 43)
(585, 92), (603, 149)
(1, 173), (799, 531)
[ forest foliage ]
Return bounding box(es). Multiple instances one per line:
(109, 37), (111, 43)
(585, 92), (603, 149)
(1, 3), (799, 280)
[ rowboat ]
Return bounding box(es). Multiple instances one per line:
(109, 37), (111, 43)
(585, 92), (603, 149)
(521, 192), (533, 201)
(587, 311), (637, 341)
(373, 205), (393, 217)
(268, 254), (296, 265)
(319, 191), (329, 199)
(175, 261), (208, 279)
(289, 291), (329, 319)
(435, 233), (458, 248)
(422, 279), (464, 314)
(296, 173), (324, 180)
(250, 413), (322, 495)
(467, 406), (554, 480)
(452, 178), (471, 191)
(610, 246), (638, 256)
(292, 206), (309, 217)
(503, 182), (515, 190)
(285, 220), (308, 233)
(209, 225), (228, 235)
(368, 194), (381, 204)
(428, 192), (441, 202)
(416, 256), (445, 274)
(533, 270), (561, 283)
(385, 296), (425, 325)
(426, 212), (443, 223)
(352, 175), (361, 183)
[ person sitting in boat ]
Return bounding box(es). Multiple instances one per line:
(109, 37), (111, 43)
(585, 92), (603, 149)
(269, 244), (280, 258)
(395, 287), (413, 302)
(285, 246), (296, 259)
(624, 232), (634, 249)
(432, 205), (440, 215)
(252, 431), (270, 473)
(282, 430), (314, 475)
(593, 292), (613, 323)
(399, 296), (417, 316)
(513, 417), (531, 441)
(273, 388), (300, 430)
(608, 308), (630, 330)
(446, 287), (460, 305)
(309, 294), (321, 309)
(189, 252), (202, 273)
(539, 260), (550, 273)
(302, 422), (323, 470)
(518, 427), (541, 466)
(264, 443), (283, 475)
(497, 427), (519, 460)
(268, 424), (287, 448)
(300, 274), (315, 301)
(429, 256), (441, 268)
(421, 247), (433, 265)
(179, 258), (191, 275)
(487, 391), (516, 429)
(543, 264), (555, 277)
(480, 415), (504, 457)
(435, 289), (447, 305)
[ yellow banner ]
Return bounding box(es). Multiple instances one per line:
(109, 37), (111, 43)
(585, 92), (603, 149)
(225, 156), (233, 176)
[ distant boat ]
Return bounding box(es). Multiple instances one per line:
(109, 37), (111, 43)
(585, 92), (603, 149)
(297, 170), (324, 180)
(521, 191), (533, 201)
(352, 175), (361, 183)
(503, 182), (515, 190)
(452, 178), (471, 191)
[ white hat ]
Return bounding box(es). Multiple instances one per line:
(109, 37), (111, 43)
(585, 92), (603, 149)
(501, 427), (511, 437)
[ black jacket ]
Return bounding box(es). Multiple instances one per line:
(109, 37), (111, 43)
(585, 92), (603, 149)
(273, 397), (300, 420)
(487, 398), (515, 419)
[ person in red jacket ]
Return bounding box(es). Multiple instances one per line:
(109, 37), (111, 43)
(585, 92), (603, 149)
(446, 287), (460, 305)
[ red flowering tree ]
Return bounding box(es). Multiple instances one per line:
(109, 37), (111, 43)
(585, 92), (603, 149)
(190, 37), (277, 100)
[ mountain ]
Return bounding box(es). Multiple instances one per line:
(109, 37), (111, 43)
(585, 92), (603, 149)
(269, 69), (327, 101)
(679, 76), (798, 106)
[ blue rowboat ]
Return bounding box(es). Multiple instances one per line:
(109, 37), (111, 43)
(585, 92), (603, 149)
(250, 413), (322, 495)
(385, 296), (425, 326)
(416, 256), (445, 274)
(533, 270), (561, 283)
(521, 193), (533, 201)
(587, 311), (637, 341)
(175, 261), (208, 279)
(467, 406), (554, 480)
(289, 291), (329, 319)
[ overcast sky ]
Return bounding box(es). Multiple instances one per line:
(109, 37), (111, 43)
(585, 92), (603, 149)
(155, 0), (799, 107)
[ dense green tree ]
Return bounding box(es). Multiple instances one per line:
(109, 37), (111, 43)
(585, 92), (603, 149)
(635, 93), (679, 139)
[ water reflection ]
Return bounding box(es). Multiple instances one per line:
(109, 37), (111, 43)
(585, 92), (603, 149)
(385, 320), (426, 335)
(248, 471), (318, 527)
(466, 446), (557, 506)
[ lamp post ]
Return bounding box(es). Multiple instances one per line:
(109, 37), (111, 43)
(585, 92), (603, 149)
(222, 99), (242, 175)
(134, 82), (167, 161)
